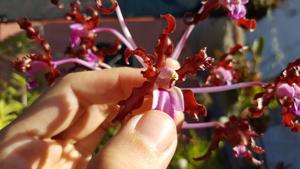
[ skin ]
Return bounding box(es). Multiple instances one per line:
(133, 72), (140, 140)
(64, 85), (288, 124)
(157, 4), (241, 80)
(0, 66), (183, 169)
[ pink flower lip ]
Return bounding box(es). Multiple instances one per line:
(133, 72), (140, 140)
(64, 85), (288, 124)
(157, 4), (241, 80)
(86, 49), (98, 64)
(156, 67), (179, 89)
(276, 83), (295, 98)
(69, 23), (89, 47)
(152, 87), (184, 118)
(26, 60), (50, 76)
(276, 83), (300, 116)
(219, 0), (249, 20)
(215, 67), (233, 85)
(233, 144), (248, 158)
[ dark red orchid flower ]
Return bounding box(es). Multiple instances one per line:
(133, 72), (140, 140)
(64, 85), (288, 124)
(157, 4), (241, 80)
(249, 58), (300, 132)
(184, 0), (256, 31)
(114, 14), (213, 122)
(63, 0), (121, 68)
(205, 44), (244, 86)
(195, 116), (264, 165)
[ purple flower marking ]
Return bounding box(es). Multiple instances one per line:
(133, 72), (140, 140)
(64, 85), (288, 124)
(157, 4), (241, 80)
(233, 144), (248, 158)
(152, 68), (184, 118)
(220, 0), (249, 20)
(87, 49), (99, 64)
(276, 83), (300, 116)
(26, 79), (39, 90)
(70, 24), (89, 47)
(26, 60), (50, 76)
(152, 87), (184, 118)
(215, 67), (233, 85)
(24, 60), (52, 90)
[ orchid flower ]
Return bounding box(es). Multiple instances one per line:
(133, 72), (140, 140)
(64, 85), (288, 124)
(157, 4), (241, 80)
(206, 44), (245, 86)
(249, 58), (300, 132)
(183, 0), (256, 31)
(276, 83), (300, 116)
(193, 116), (264, 165)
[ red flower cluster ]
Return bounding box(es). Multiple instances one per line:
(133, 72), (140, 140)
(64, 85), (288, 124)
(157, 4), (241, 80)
(184, 0), (256, 31)
(250, 58), (300, 132)
(205, 44), (243, 86)
(63, 0), (121, 65)
(196, 116), (264, 165)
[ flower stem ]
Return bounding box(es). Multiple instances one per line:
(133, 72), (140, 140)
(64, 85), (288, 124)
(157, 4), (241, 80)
(115, 5), (137, 48)
(115, 5), (145, 67)
(182, 82), (268, 93)
(170, 5), (205, 60)
(92, 27), (134, 50)
(182, 121), (224, 129)
(52, 58), (104, 70)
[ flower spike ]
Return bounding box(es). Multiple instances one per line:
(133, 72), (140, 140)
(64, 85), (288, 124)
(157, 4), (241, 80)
(15, 18), (60, 88)
(17, 18), (51, 56)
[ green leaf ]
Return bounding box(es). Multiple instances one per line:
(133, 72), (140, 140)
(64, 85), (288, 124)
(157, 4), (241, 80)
(251, 37), (264, 56)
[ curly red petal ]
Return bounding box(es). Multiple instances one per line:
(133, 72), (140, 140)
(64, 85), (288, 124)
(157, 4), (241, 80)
(182, 90), (207, 120)
(282, 110), (300, 132)
(220, 44), (244, 60)
(176, 48), (214, 82)
(85, 7), (100, 30)
(153, 14), (176, 69)
(184, 0), (220, 25)
(235, 18), (257, 31)
(124, 48), (157, 80)
(65, 0), (86, 24)
(160, 14), (176, 34)
(95, 0), (118, 15)
(114, 81), (154, 122)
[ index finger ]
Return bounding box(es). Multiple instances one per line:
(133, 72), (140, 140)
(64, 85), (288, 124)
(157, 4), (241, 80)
(0, 67), (145, 141)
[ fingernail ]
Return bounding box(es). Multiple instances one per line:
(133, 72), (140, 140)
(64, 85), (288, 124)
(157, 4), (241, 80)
(135, 111), (176, 152)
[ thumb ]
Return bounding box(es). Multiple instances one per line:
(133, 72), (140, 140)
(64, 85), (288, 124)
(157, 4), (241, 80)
(88, 110), (177, 169)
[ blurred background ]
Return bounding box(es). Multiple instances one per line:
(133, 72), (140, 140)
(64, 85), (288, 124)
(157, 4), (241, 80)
(1, 0), (300, 169)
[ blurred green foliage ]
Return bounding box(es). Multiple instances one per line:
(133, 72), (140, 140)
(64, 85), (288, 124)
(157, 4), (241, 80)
(0, 34), (34, 56)
(0, 33), (39, 129)
(0, 73), (39, 129)
(170, 130), (223, 169)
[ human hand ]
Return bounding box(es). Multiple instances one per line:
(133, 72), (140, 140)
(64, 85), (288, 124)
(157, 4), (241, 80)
(0, 67), (181, 169)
